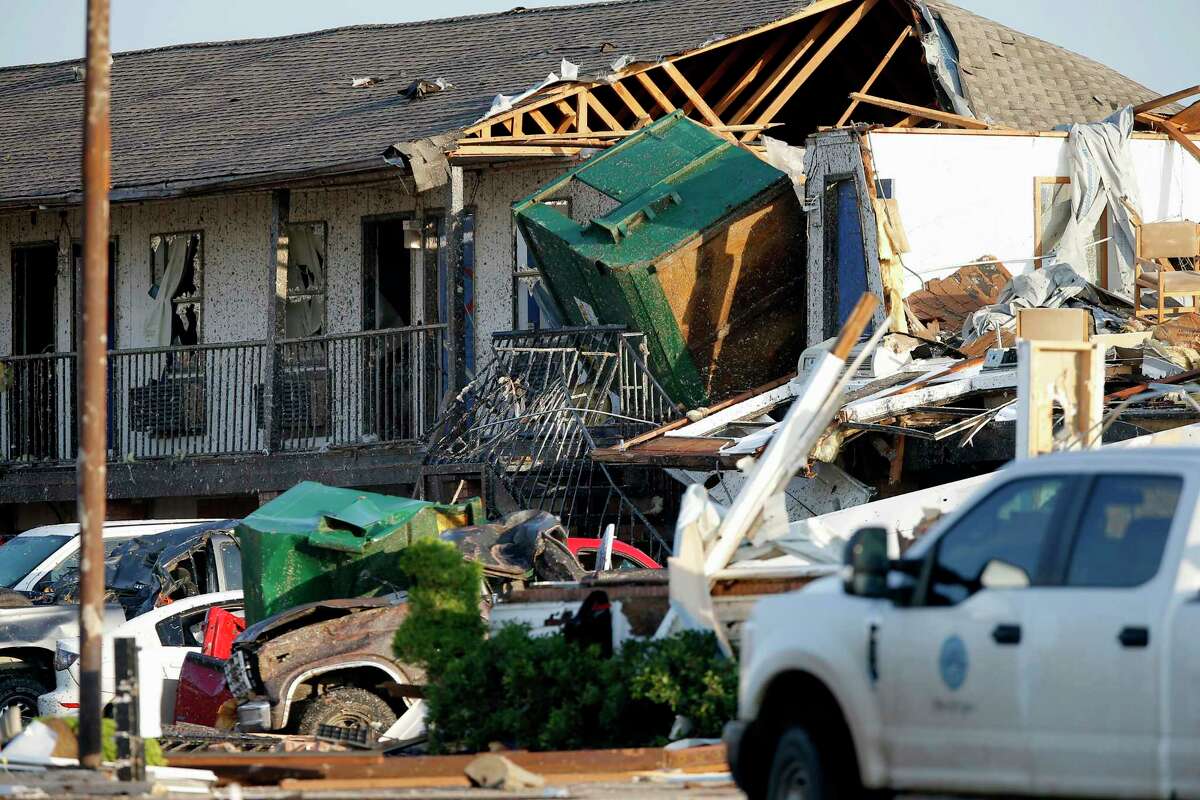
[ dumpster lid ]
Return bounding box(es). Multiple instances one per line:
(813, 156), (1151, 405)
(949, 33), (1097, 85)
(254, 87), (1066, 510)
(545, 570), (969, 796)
(240, 482), (471, 553)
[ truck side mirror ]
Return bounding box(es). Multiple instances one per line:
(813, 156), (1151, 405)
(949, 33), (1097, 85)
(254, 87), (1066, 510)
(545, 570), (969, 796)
(844, 527), (889, 599)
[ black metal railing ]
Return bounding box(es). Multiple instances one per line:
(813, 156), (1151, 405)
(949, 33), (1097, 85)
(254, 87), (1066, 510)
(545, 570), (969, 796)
(0, 324), (446, 465)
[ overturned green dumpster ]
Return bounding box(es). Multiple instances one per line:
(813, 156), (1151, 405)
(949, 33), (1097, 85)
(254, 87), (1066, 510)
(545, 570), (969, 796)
(238, 482), (484, 624)
(514, 111), (806, 408)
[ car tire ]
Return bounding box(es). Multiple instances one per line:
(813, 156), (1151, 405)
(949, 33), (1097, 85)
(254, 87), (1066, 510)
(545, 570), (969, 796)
(0, 672), (49, 725)
(294, 687), (396, 737)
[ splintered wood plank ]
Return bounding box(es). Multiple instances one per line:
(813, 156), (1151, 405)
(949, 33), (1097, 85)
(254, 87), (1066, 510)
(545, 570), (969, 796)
(836, 24), (913, 126)
(730, 10), (838, 125)
(636, 71), (676, 114)
(848, 92), (989, 129)
(743, 0), (882, 139)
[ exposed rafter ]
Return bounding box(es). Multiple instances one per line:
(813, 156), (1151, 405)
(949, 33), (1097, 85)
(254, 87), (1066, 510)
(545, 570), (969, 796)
(449, 0), (929, 161)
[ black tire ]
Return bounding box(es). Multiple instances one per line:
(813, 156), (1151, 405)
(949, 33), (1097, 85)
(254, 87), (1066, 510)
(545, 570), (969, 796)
(294, 687), (396, 737)
(766, 726), (829, 800)
(0, 672), (49, 726)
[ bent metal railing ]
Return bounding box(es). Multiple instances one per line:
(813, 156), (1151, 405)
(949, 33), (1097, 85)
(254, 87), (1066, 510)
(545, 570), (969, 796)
(0, 324), (445, 465)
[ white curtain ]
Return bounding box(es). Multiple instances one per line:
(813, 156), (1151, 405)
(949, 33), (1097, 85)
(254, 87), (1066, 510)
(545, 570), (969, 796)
(285, 225), (326, 339)
(144, 238), (188, 347)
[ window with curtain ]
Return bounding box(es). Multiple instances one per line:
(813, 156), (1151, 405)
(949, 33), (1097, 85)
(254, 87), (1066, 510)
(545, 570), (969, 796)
(149, 232), (202, 346)
(285, 222), (327, 340)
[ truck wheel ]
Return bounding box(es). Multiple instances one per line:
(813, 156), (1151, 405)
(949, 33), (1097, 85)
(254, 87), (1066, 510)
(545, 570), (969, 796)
(295, 687), (396, 736)
(0, 673), (49, 725)
(766, 726), (830, 800)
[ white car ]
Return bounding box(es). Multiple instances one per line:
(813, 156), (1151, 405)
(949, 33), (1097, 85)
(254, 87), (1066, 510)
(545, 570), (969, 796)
(39, 590), (245, 737)
(1, 519), (218, 593)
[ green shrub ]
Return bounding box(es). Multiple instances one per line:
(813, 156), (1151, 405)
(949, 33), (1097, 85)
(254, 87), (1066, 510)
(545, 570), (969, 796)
(390, 537), (737, 753)
(625, 629), (738, 739)
(392, 538), (486, 674)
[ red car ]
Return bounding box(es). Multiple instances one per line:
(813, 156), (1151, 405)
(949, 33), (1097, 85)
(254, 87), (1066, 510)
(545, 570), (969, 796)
(567, 538), (661, 571)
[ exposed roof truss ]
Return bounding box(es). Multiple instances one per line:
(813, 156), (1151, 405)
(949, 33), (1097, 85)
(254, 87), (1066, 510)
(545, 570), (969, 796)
(450, 0), (964, 161)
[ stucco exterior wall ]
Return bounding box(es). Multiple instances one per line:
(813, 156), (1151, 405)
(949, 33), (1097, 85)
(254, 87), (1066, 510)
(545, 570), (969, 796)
(0, 159), (597, 367)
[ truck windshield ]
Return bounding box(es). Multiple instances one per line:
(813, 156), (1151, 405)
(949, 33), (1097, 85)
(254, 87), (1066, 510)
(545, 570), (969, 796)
(0, 535), (72, 588)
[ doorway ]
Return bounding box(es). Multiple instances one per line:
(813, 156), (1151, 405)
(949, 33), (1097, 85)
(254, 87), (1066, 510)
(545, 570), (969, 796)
(11, 244), (58, 460)
(362, 218), (415, 441)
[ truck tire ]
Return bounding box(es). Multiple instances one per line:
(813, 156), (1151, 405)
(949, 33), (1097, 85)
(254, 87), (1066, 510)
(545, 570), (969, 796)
(295, 687), (396, 736)
(766, 726), (829, 800)
(0, 673), (48, 725)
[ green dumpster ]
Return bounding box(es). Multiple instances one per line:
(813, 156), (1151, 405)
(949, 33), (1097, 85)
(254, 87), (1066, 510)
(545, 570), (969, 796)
(237, 481), (484, 624)
(514, 111), (806, 408)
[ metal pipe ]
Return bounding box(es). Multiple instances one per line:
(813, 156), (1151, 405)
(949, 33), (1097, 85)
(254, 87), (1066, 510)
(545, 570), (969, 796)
(78, 0), (111, 770)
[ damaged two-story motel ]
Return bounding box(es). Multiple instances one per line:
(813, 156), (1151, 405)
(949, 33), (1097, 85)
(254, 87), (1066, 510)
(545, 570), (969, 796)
(0, 0), (1191, 535)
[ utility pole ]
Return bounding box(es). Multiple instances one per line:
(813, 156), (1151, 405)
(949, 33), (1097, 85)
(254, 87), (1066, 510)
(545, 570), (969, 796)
(78, 0), (111, 770)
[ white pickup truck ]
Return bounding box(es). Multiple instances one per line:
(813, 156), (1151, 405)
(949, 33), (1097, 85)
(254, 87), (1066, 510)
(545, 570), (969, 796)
(728, 448), (1200, 800)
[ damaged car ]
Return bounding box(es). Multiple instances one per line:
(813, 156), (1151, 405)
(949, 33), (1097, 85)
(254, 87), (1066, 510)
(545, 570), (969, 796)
(0, 519), (241, 722)
(227, 510), (584, 735)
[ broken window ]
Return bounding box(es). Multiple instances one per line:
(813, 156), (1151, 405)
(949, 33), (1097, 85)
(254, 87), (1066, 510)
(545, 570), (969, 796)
(1035, 177), (1109, 287)
(514, 199), (569, 330)
(284, 222), (327, 339)
(150, 232), (203, 346)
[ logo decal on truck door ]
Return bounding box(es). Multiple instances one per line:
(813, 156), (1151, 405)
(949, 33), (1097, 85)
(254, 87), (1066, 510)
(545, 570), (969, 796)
(939, 634), (968, 691)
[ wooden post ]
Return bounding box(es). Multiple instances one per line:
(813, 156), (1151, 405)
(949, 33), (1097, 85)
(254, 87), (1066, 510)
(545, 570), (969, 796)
(78, 0), (111, 770)
(446, 166), (467, 391)
(263, 189), (290, 452)
(113, 637), (144, 782)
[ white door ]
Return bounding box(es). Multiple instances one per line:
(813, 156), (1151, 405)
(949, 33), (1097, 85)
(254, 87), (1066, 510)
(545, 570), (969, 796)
(1167, 600), (1200, 799)
(1023, 473), (1184, 798)
(878, 474), (1078, 794)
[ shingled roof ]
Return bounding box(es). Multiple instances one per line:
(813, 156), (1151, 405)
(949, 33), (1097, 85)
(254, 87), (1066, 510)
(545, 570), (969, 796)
(928, 1), (1165, 129)
(0, 0), (1166, 206)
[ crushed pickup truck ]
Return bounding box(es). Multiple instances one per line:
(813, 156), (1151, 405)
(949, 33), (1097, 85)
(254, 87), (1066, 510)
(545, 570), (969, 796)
(227, 509), (585, 735)
(0, 520), (241, 723)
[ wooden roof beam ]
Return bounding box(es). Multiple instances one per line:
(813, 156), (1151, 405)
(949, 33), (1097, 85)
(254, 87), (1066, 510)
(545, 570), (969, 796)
(848, 92), (989, 129)
(712, 34), (787, 117)
(660, 62), (734, 139)
(1154, 116), (1200, 165)
(729, 11), (838, 125)
(635, 71), (676, 114)
(836, 23), (913, 127)
(610, 80), (651, 126)
(585, 92), (623, 131)
(1133, 85), (1200, 115)
(742, 0), (882, 140)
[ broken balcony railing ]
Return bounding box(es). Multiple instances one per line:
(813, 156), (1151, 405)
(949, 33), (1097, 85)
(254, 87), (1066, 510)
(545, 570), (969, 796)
(0, 323), (445, 464)
(423, 326), (681, 561)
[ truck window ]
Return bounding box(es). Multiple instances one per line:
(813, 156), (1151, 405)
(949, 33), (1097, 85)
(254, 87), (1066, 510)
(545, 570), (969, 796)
(1064, 475), (1181, 588)
(926, 476), (1070, 606)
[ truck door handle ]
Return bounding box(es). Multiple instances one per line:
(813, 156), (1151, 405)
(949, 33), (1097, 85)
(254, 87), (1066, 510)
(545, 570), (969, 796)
(991, 623), (1021, 645)
(1118, 626), (1149, 648)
